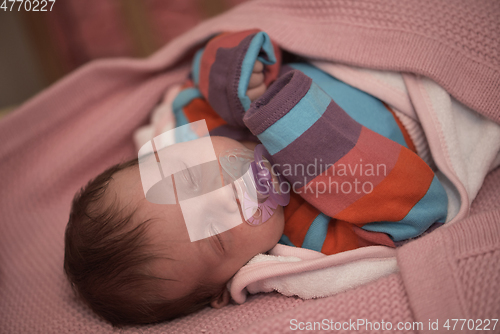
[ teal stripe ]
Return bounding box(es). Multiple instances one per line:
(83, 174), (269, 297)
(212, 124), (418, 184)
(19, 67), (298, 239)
(172, 88), (203, 143)
(174, 110), (188, 127)
(362, 175), (448, 241)
(290, 63), (408, 148)
(238, 32), (277, 111)
(278, 234), (296, 247)
(257, 82), (331, 155)
(301, 213), (330, 252)
(191, 48), (204, 86)
(172, 88), (203, 111)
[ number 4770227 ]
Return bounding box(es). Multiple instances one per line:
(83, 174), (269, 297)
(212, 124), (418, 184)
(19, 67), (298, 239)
(443, 319), (498, 331)
(1, 0), (56, 12)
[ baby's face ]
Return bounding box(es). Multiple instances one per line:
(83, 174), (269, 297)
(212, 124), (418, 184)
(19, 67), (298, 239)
(109, 136), (285, 300)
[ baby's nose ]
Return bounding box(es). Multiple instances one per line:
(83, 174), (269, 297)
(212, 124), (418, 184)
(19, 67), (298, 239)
(179, 183), (243, 242)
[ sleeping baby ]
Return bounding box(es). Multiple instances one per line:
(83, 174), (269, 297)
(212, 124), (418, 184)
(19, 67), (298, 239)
(64, 30), (448, 326)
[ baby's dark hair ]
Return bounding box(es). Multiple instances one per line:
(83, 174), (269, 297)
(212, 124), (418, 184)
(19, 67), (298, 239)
(64, 158), (222, 326)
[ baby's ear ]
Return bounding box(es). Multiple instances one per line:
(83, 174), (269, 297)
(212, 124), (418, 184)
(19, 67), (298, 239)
(210, 289), (230, 309)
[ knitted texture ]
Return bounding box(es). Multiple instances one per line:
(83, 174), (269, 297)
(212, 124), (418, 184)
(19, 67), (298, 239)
(448, 208), (500, 321)
(397, 168), (500, 333)
(124, 293), (303, 334)
(1, 0), (499, 332)
(458, 250), (500, 320)
(157, 0), (499, 123)
(470, 165), (500, 214)
(236, 273), (416, 334)
(464, 167), (500, 321)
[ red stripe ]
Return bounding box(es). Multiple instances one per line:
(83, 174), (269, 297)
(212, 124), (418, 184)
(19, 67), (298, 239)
(182, 98), (227, 132)
(351, 225), (395, 248)
(298, 127), (401, 218)
(320, 220), (360, 255)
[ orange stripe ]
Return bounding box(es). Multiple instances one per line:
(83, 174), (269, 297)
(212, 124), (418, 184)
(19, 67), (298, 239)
(199, 30), (260, 98)
(283, 191), (306, 222)
(182, 98), (227, 132)
(383, 102), (417, 153)
(321, 220), (360, 255)
(283, 200), (320, 248)
(335, 147), (435, 225)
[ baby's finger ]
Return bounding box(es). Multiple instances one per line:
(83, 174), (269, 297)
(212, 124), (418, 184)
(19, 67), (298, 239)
(252, 61), (264, 73)
(247, 83), (266, 102)
(248, 72), (265, 89)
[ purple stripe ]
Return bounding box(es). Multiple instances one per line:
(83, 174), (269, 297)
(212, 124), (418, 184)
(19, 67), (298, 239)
(207, 34), (255, 128)
(279, 64), (295, 76)
(243, 70), (312, 135)
(272, 99), (363, 187)
(209, 125), (259, 142)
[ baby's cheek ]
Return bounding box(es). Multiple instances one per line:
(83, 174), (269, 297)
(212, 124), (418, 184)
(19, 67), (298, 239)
(267, 206), (285, 246)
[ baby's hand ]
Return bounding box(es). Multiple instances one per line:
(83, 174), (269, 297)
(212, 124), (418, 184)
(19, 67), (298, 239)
(247, 61), (266, 102)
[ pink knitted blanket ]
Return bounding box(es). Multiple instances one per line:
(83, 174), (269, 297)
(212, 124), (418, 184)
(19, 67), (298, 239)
(1, 1), (499, 333)
(150, 0), (500, 124)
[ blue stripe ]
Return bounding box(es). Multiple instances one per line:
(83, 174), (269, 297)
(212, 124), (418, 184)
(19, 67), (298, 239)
(172, 88), (203, 111)
(278, 234), (296, 247)
(257, 82), (332, 155)
(301, 213), (330, 252)
(191, 48), (204, 86)
(362, 175), (448, 241)
(174, 110), (189, 127)
(290, 63), (408, 148)
(238, 32), (277, 111)
(172, 88), (204, 143)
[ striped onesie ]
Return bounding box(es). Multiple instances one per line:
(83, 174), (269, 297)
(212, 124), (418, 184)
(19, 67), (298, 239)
(171, 30), (448, 255)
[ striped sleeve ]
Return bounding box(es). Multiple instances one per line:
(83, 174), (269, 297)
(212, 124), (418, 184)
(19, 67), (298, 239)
(173, 30), (282, 142)
(279, 192), (396, 255)
(244, 69), (448, 242)
(194, 30), (281, 128)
